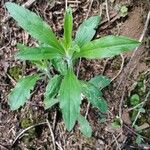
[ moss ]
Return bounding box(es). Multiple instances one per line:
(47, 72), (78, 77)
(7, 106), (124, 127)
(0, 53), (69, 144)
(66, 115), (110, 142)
(8, 65), (22, 80)
(142, 128), (150, 138)
(20, 109), (37, 142)
(111, 57), (122, 70)
(21, 118), (33, 128)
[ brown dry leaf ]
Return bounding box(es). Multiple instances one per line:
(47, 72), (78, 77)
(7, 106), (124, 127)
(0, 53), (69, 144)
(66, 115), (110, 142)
(122, 109), (131, 125)
(138, 123), (150, 131)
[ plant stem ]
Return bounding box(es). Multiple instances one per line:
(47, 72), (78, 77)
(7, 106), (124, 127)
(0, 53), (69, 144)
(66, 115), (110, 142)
(45, 68), (51, 79)
(65, 52), (73, 69)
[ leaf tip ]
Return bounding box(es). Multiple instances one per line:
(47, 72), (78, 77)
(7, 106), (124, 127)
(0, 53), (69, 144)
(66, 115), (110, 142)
(65, 123), (74, 132)
(5, 2), (11, 7)
(66, 7), (72, 14)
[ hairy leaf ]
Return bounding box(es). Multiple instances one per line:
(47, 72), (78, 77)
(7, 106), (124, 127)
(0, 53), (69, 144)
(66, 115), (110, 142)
(81, 82), (108, 113)
(44, 98), (59, 110)
(70, 41), (80, 53)
(97, 98), (108, 113)
(78, 114), (92, 137)
(64, 7), (73, 48)
(74, 36), (140, 59)
(16, 44), (63, 60)
(51, 58), (67, 75)
(44, 75), (62, 98)
(5, 2), (63, 52)
(89, 75), (110, 89)
(75, 16), (101, 47)
(44, 75), (62, 109)
(59, 69), (81, 131)
(32, 60), (48, 71)
(8, 75), (39, 110)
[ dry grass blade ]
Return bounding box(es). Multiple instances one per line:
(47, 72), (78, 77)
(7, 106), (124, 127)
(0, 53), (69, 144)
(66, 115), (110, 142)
(105, 0), (110, 21)
(112, 133), (121, 150)
(22, 0), (36, 7)
(56, 141), (64, 150)
(111, 54), (125, 83)
(12, 122), (46, 145)
(46, 119), (56, 150)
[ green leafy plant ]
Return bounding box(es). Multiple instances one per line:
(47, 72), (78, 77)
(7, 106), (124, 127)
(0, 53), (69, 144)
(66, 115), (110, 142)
(6, 2), (140, 137)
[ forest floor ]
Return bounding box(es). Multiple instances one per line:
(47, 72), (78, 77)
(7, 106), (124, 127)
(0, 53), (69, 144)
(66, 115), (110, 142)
(0, 0), (150, 150)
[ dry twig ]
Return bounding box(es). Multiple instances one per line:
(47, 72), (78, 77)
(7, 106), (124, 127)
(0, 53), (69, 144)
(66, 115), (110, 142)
(112, 133), (121, 150)
(65, 0), (68, 10)
(118, 86), (126, 125)
(106, 133), (122, 150)
(85, 102), (90, 119)
(102, 58), (111, 75)
(110, 54), (125, 83)
(22, 0), (36, 8)
(46, 119), (56, 150)
(105, 0), (110, 22)
(12, 122), (46, 145)
(56, 141), (64, 150)
(52, 110), (57, 129)
(132, 91), (150, 127)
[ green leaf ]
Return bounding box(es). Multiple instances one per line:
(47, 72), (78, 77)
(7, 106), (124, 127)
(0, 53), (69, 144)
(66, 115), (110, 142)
(74, 36), (140, 59)
(70, 41), (80, 52)
(8, 75), (39, 110)
(139, 108), (145, 113)
(111, 116), (121, 129)
(44, 75), (62, 99)
(75, 16), (101, 47)
(82, 81), (102, 97)
(89, 75), (110, 89)
(44, 75), (62, 109)
(130, 94), (140, 106)
(136, 134), (143, 144)
(44, 98), (59, 110)
(16, 44), (63, 61)
(5, 2), (63, 52)
(98, 98), (108, 113)
(111, 122), (121, 129)
(59, 69), (81, 131)
(64, 7), (73, 48)
(44, 75), (62, 107)
(32, 60), (48, 71)
(78, 114), (92, 137)
(81, 82), (108, 113)
(51, 58), (67, 75)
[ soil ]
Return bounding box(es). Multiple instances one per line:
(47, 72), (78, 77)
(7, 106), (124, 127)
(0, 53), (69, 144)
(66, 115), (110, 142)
(0, 0), (150, 150)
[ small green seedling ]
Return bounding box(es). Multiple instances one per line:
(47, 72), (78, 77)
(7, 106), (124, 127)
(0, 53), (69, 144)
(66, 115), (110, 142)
(135, 134), (143, 145)
(6, 2), (140, 137)
(111, 116), (122, 129)
(120, 5), (128, 17)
